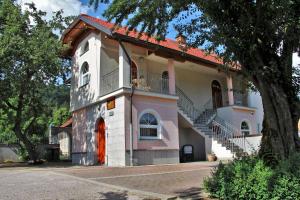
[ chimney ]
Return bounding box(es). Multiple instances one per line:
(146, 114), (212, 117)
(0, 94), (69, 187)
(176, 34), (187, 50)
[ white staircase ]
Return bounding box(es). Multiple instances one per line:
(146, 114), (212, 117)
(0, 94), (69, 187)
(176, 86), (247, 159)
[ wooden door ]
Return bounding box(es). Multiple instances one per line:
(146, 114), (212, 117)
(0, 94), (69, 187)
(212, 80), (223, 109)
(97, 119), (105, 165)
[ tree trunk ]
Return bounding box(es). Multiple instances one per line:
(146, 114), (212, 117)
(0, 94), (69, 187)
(257, 79), (299, 162)
(15, 128), (38, 162)
(13, 88), (38, 162)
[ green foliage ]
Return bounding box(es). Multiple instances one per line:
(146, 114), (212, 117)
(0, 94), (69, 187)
(204, 154), (300, 200)
(51, 107), (71, 127)
(0, 0), (71, 160)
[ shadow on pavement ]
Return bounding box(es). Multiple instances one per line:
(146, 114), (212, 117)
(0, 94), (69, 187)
(174, 187), (210, 199)
(98, 191), (128, 200)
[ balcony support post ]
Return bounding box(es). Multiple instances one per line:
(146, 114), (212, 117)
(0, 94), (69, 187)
(119, 44), (131, 88)
(227, 75), (234, 105)
(168, 59), (176, 95)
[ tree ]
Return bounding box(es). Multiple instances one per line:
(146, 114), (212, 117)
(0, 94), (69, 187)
(0, 0), (71, 161)
(89, 0), (300, 160)
(51, 107), (71, 127)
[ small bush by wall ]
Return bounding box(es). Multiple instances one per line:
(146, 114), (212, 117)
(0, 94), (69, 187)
(204, 153), (300, 200)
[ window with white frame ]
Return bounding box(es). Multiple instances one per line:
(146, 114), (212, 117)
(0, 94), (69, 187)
(80, 62), (90, 86)
(241, 121), (250, 136)
(139, 111), (161, 139)
(81, 41), (89, 55)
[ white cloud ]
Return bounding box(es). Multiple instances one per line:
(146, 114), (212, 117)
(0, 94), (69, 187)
(17, 0), (90, 19)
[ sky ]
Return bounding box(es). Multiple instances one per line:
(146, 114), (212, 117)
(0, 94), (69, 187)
(17, 0), (300, 67)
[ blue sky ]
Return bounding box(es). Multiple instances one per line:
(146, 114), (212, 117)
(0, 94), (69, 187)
(80, 0), (178, 39)
(17, 0), (299, 66)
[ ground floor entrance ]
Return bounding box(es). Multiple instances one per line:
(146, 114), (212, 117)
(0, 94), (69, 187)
(97, 118), (105, 165)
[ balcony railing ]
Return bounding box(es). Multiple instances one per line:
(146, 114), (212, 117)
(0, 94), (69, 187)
(233, 91), (248, 107)
(133, 72), (170, 95)
(100, 69), (119, 96)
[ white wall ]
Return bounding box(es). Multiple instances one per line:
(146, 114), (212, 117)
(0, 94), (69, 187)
(248, 91), (264, 133)
(175, 67), (228, 109)
(217, 106), (258, 135)
(70, 32), (102, 112)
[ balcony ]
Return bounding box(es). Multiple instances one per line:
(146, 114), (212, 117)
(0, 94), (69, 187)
(133, 72), (170, 95)
(100, 69), (119, 96)
(233, 91), (248, 107)
(100, 69), (171, 96)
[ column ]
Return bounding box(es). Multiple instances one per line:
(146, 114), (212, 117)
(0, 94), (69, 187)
(226, 75), (234, 105)
(119, 44), (131, 88)
(167, 59), (176, 95)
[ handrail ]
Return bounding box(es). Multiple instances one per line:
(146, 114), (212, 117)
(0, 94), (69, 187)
(212, 117), (246, 157)
(176, 86), (194, 105)
(176, 86), (202, 122)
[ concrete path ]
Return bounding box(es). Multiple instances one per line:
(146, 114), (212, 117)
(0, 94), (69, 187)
(0, 162), (218, 200)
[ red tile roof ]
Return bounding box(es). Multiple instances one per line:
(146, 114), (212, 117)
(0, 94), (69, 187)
(81, 14), (223, 65)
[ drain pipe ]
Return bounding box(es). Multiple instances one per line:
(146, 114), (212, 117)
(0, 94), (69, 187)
(118, 40), (135, 166)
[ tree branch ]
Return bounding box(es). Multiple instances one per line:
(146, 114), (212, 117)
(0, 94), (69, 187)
(4, 100), (17, 110)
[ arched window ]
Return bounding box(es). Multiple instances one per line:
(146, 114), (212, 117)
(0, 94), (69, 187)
(80, 62), (90, 86)
(162, 71), (169, 93)
(139, 111), (161, 139)
(241, 121), (250, 136)
(212, 80), (223, 109)
(131, 61), (138, 80)
(81, 41), (89, 55)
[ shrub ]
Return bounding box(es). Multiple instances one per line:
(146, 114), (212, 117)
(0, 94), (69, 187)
(204, 153), (300, 200)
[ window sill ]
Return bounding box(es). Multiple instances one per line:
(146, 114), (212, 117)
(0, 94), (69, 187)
(139, 137), (162, 140)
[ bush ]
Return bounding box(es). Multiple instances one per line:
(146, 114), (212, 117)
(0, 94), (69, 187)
(204, 153), (300, 200)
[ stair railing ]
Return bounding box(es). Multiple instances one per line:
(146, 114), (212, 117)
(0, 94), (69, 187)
(176, 86), (202, 122)
(197, 98), (216, 125)
(212, 116), (246, 156)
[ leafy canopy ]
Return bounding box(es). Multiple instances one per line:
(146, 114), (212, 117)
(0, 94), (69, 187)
(0, 0), (71, 158)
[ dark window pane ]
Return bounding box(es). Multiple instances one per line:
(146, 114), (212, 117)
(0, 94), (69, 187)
(140, 128), (158, 137)
(139, 113), (158, 125)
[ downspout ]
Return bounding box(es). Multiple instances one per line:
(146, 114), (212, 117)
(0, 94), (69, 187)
(118, 40), (135, 166)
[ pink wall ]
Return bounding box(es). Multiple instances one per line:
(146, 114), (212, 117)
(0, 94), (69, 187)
(72, 108), (87, 153)
(217, 106), (258, 135)
(129, 95), (180, 150)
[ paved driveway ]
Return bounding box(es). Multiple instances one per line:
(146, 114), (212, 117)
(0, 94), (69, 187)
(0, 162), (217, 200)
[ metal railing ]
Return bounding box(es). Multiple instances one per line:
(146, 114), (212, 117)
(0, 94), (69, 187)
(134, 72), (170, 95)
(212, 116), (246, 156)
(176, 86), (202, 122)
(100, 69), (119, 95)
(233, 91), (248, 107)
(196, 98), (216, 125)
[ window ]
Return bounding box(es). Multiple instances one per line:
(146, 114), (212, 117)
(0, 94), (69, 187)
(139, 111), (161, 139)
(162, 71), (169, 93)
(131, 61), (138, 80)
(241, 121), (250, 136)
(81, 41), (89, 55)
(80, 62), (90, 86)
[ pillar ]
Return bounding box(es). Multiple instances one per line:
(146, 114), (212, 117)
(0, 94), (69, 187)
(226, 75), (234, 105)
(119, 44), (131, 88)
(168, 59), (176, 95)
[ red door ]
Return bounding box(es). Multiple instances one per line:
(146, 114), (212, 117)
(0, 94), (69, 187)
(97, 119), (105, 164)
